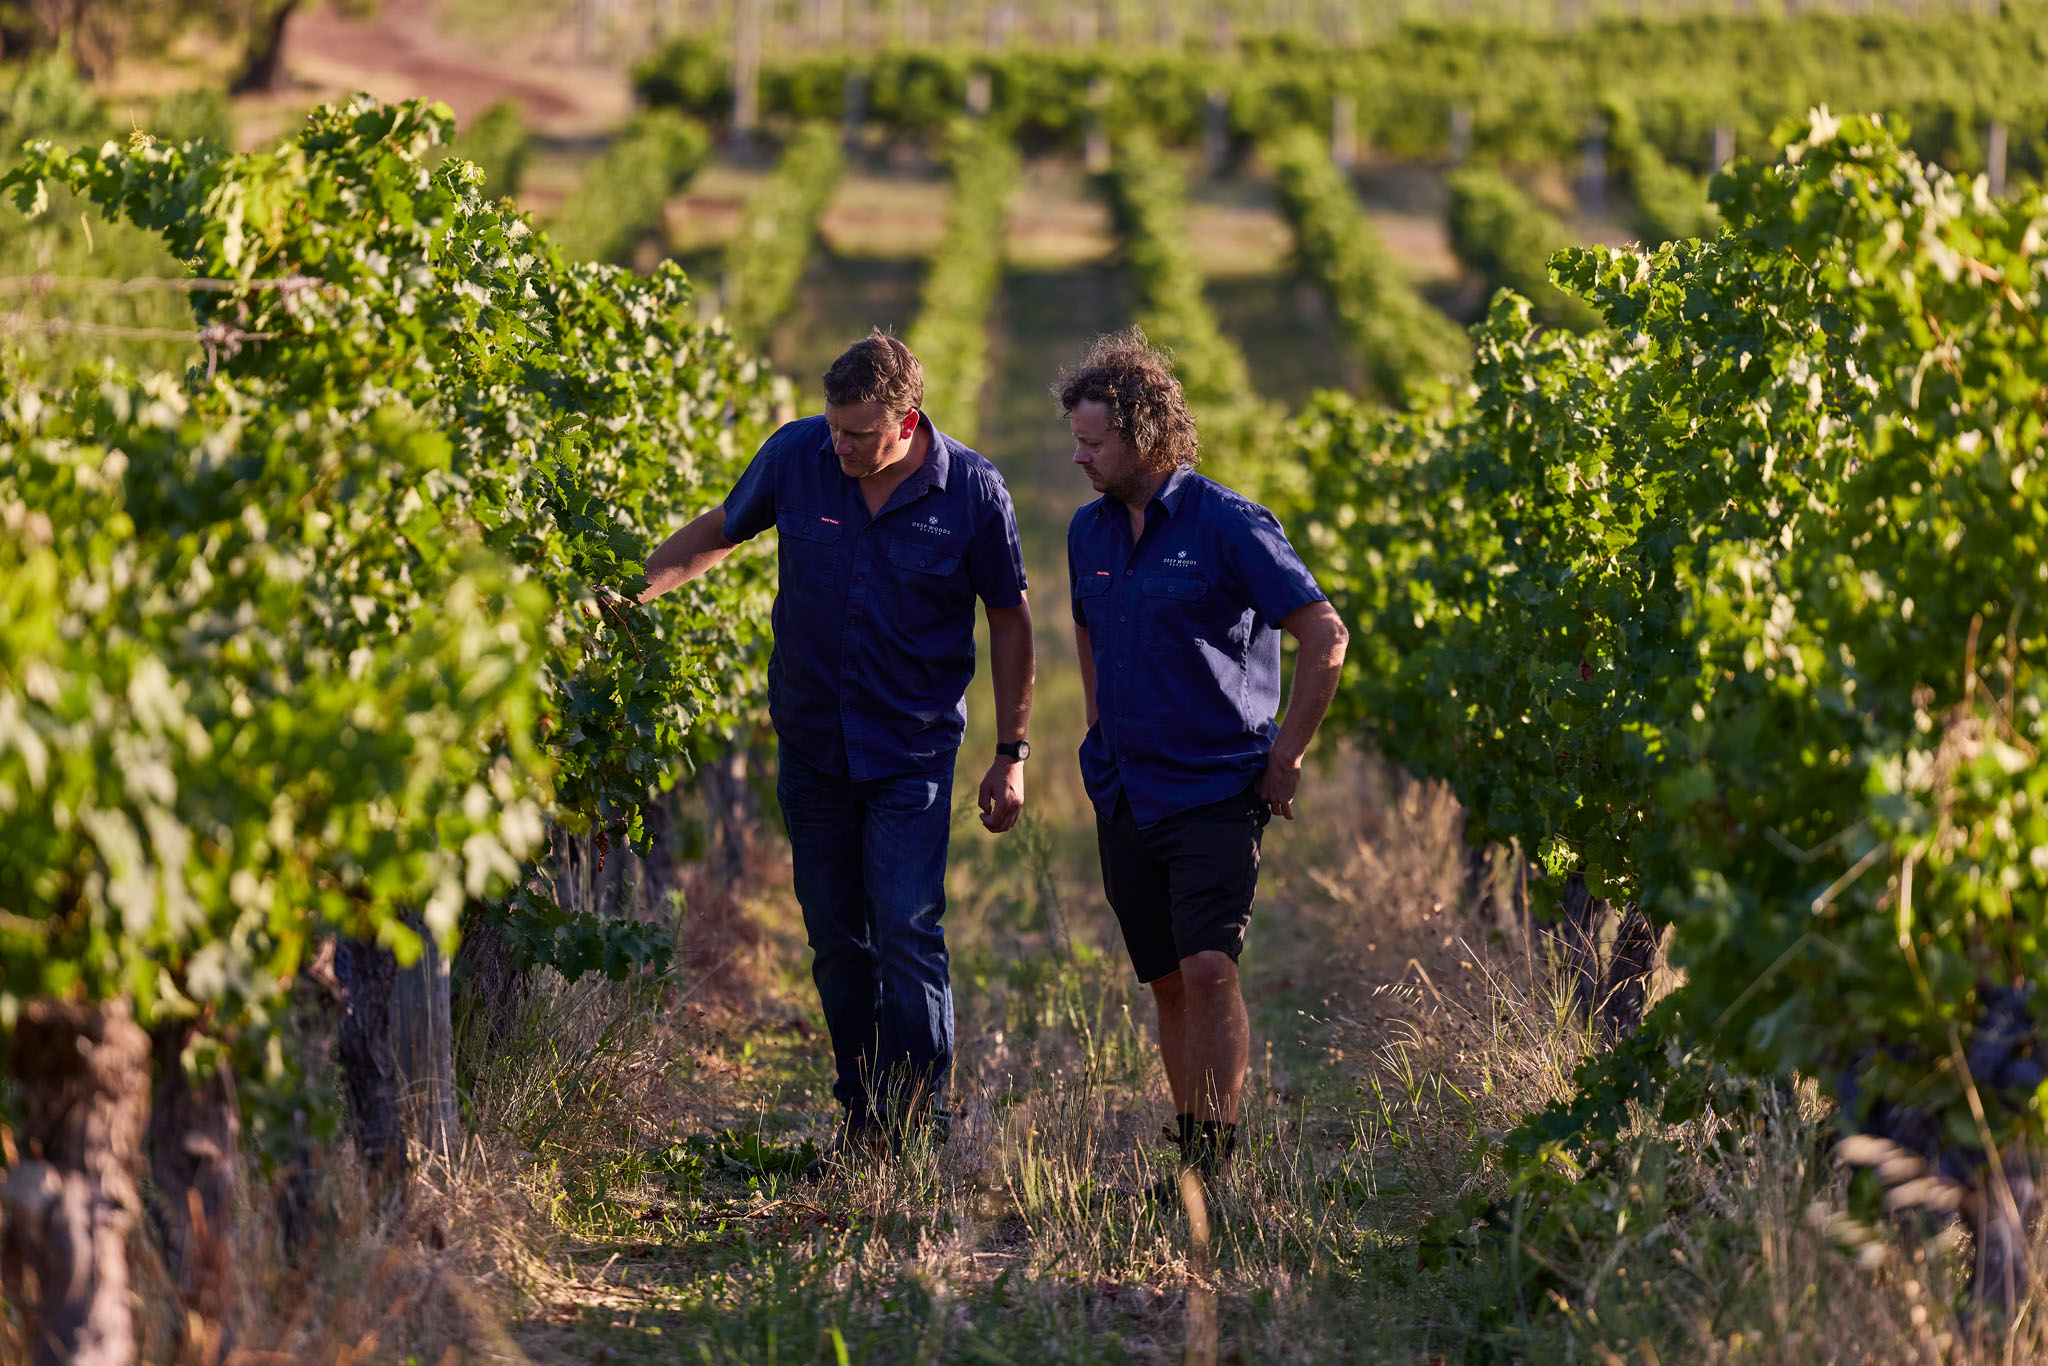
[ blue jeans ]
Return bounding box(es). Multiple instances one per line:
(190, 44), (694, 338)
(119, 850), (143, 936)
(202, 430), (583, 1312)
(777, 746), (955, 1133)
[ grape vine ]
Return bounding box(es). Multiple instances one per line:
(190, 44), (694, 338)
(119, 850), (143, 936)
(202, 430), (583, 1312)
(1297, 111), (2048, 1254)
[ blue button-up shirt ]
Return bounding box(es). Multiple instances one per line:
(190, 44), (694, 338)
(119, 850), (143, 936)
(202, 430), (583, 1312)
(723, 414), (1028, 780)
(1068, 469), (1326, 826)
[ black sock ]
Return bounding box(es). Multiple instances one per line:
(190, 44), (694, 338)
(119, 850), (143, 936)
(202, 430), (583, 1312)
(1191, 1120), (1237, 1176)
(1175, 1113), (1197, 1161)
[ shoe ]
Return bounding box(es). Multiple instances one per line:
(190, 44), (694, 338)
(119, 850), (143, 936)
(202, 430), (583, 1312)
(800, 1111), (889, 1182)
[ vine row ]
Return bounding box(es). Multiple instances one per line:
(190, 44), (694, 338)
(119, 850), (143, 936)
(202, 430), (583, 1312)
(722, 122), (846, 347)
(1264, 126), (1467, 405)
(904, 119), (1020, 445)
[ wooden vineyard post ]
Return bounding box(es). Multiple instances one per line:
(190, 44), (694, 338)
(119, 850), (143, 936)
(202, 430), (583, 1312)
(1204, 7), (1233, 175)
(1989, 120), (2008, 197)
(1154, 0), (1179, 46)
(733, 0), (761, 157)
(1579, 113), (1607, 217)
(1086, 74), (1112, 173)
(985, 2), (1015, 49)
(1331, 92), (1358, 171)
(1712, 123), (1734, 171)
(391, 919), (458, 1162)
(1202, 89), (1229, 173)
(1449, 105), (1473, 164)
(842, 69), (868, 152)
(966, 69), (992, 118)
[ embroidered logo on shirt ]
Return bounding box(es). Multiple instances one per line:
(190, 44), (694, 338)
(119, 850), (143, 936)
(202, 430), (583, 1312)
(1094, 569), (1112, 577)
(912, 514), (953, 537)
(819, 516), (841, 526)
(1163, 548), (1198, 568)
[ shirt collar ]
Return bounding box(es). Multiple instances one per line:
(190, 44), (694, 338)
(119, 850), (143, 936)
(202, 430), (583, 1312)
(918, 413), (952, 491)
(816, 412), (950, 493)
(1154, 466), (1194, 514)
(1098, 466), (1194, 522)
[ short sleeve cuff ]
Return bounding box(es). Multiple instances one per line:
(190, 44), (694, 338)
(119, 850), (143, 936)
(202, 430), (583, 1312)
(1264, 584), (1329, 626)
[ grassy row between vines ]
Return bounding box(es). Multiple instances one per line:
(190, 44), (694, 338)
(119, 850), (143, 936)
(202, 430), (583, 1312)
(1264, 126), (1468, 406)
(1444, 165), (1601, 332)
(231, 763), (2022, 1364)
(904, 120), (1021, 446)
(1098, 133), (1293, 508)
(722, 123), (847, 348)
(548, 108), (712, 266)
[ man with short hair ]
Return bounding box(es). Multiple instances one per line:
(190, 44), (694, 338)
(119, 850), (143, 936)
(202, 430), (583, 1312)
(1058, 328), (1347, 1188)
(643, 329), (1035, 1164)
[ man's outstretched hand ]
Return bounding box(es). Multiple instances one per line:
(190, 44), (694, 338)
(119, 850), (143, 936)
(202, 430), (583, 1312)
(978, 758), (1024, 833)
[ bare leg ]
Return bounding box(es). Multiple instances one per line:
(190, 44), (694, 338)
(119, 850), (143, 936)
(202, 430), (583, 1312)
(1149, 970), (1191, 1113)
(1178, 951), (1248, 1124)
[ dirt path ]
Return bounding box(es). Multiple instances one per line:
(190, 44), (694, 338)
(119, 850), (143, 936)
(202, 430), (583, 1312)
(280, 0), (631, 135)
(486, 232), (1520, 1361)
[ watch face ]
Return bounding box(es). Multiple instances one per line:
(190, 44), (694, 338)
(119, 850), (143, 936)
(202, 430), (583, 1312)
(1003, 740), (1030, 760)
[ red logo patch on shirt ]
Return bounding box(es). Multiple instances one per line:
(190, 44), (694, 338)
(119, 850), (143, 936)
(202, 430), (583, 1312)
(819, 516), (841, 526)
(1094, 569), (1111, 576)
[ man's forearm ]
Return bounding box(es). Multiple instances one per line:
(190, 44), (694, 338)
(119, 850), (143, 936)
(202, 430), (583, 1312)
(1273, 617), (1348, 763)
(988, 604), (1036, 743)
(640, 506), (740, 603)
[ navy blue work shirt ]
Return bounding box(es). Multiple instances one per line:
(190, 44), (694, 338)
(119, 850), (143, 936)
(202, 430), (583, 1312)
(723, 414), (1028, 780)
(1068, 468), (1326, 826)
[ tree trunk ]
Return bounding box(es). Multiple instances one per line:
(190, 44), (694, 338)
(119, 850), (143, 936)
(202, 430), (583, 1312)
(453, 910), (529, 1057)
(278, 940), (343, 1257)
(1596, 903), (1657, 1040)
(149, 1022), (240, 1364)
(229, 0), (301, 96)
(701, 742), (757, 888)
(1550, 872), (1609, 1023)
(0, 998), (152, 1366)
(335, 937), (407, 1186)
(391, 917), (458, 1162)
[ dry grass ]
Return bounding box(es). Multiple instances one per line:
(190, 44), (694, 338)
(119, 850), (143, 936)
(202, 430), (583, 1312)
(84, 753), (2048, 1365)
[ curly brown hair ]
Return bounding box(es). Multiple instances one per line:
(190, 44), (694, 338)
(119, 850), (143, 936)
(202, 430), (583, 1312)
(1053, 327), (1199, 472)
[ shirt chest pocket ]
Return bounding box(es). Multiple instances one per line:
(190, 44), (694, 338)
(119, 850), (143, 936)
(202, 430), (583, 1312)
(884, 536), (967, 611)
(775, 512), (844, 588)
(1074, 573), (1114, 631)
(1140, 574), (1211, 641)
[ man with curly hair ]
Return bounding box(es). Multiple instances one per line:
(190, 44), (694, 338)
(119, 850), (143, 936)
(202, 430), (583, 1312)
(1058, 328), (1347, 1190)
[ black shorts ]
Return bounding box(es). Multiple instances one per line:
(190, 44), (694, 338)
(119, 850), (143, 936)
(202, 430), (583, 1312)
(1096, 786), (1271, 983)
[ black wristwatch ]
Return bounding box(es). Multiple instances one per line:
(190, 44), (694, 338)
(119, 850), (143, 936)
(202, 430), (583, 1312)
(996, 739), (1031, 762)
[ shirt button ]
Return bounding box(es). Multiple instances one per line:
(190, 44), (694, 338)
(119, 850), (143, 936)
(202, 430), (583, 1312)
(1119, 615), (1127, 623)
(1124, 569), (1133, 577)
